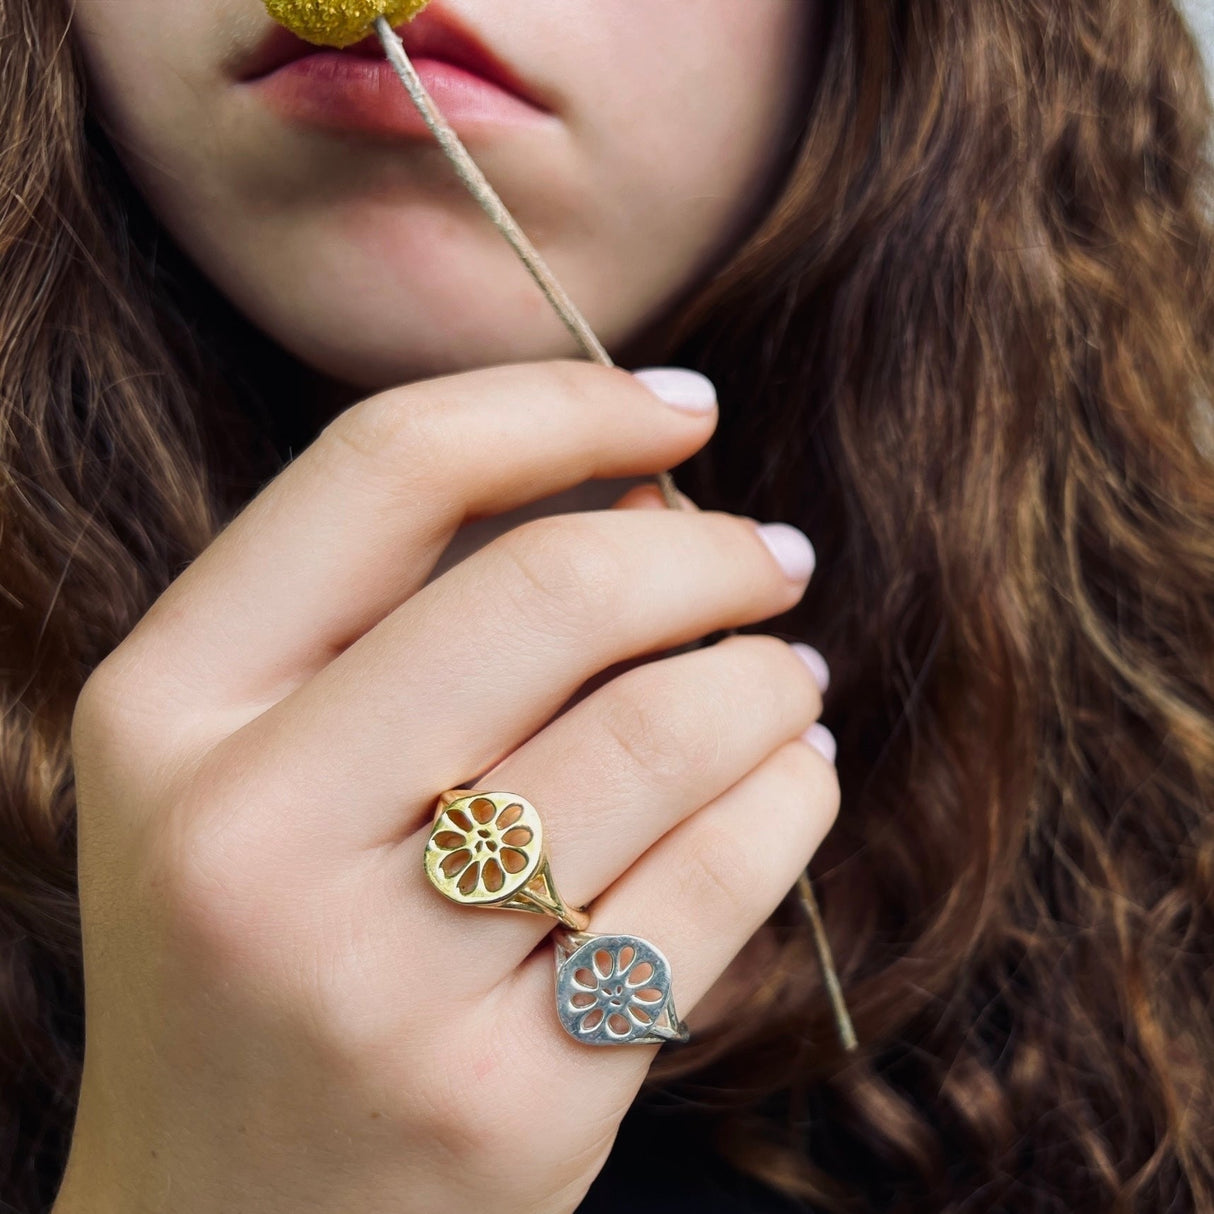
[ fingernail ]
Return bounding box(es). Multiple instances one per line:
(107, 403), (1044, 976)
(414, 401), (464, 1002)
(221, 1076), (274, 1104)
(801, 722), (837, 765)
(791, 643), (831, 693)
(632, 367), (718, 414)
(754, 522), (816, 582)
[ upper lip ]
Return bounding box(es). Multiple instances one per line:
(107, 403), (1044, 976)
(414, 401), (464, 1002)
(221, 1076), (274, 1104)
(237, 4), (548, 110)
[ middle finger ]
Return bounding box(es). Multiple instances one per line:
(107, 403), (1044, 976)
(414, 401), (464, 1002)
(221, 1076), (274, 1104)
(405, 630), (827, 979)
(221, 506), (816, 848)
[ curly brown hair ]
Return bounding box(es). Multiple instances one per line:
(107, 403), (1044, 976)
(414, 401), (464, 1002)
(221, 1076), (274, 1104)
(2, 0), (1212, 1210)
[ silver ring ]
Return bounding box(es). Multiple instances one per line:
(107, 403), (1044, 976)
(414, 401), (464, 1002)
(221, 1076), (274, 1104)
(553, 930), (690, 1046)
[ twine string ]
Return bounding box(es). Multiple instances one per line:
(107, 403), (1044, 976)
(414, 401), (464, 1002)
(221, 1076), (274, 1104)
(373, 15), (856, 1053)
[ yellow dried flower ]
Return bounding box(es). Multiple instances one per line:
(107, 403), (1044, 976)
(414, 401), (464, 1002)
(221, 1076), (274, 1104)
(263, 0), (431, 49)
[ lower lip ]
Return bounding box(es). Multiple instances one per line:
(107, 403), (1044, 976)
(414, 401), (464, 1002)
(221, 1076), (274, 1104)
(248, 53), (548, 137)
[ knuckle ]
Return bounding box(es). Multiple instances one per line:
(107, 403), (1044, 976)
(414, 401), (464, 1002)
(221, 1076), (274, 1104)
(717, 633), (823, 718)
(73, 641), (202, 759)
(140, 802), (271, 968)
(770, 739), (842, 834)
(70, 652), (160, 791)
(72, 650), (142, 740)
(678, 827), (752, 922)
(496, 515), (624, 636)
(599, 667), (724, 785)
(71, 661), (121, 754)
(320, 392), (399, 464)
(71, 654), (205, 849)
(320, 388), (452, 483)
(540, 356), (627, 401)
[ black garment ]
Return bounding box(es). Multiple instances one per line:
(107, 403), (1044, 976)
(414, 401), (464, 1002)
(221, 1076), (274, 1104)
(575, 1088), (812, 1213)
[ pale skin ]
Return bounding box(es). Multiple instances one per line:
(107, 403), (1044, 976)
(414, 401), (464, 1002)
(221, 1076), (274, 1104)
(54, 2), (837, 1211)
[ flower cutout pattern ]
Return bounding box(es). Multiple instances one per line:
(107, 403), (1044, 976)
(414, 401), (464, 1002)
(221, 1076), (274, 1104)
(563, 942), (667, 1041)
(427, 794), (539, 902)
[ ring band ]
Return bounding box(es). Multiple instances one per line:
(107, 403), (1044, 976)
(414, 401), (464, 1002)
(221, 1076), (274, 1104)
(424, 789), (590, 931)
(554, 930), (690, 1046)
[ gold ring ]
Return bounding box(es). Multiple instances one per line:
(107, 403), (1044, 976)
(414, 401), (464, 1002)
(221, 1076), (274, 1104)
(424, 789), (590, 931)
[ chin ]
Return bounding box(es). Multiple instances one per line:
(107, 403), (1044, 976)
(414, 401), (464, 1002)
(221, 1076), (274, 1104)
(271, 318), (589, 392)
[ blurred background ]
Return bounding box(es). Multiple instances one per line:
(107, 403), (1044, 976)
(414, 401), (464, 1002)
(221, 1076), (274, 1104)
(1186, 0), (1214, 79)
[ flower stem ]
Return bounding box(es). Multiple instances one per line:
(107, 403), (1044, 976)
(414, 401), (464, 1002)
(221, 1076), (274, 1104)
(373, 17), (685, 507)
(373, 14), (855, 1052)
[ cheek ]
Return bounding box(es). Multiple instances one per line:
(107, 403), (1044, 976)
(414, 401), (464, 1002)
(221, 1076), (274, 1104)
(69, 0), (226, 193)
(572, 2), (811, 291)
(71, 1), (180, 114)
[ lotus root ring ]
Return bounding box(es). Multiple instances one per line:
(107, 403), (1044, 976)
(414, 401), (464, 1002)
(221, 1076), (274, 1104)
(424, 789), (590, 931)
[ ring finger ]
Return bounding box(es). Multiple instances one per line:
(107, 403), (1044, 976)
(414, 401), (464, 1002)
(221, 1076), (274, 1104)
(385, 631), (827, 988)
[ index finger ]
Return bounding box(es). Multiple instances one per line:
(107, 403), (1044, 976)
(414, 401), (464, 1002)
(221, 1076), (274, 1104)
(101, 361), (717, 718)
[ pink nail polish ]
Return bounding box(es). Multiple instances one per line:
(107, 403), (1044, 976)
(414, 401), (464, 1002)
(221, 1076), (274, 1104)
(801, 722), (837, 765)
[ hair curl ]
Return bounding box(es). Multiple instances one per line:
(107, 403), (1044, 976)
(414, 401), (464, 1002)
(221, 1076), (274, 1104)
(2, 0), (1212, 1210)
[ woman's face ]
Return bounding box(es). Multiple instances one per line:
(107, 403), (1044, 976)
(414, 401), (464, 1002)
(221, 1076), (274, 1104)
(69, 0), (813, 390)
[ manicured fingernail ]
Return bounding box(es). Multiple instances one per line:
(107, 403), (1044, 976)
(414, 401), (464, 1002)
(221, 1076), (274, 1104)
(754, 522), (816, 582)
(791, 643), (831, 693)
(632, 367), (718, 414)
(802, 722), (837, 765)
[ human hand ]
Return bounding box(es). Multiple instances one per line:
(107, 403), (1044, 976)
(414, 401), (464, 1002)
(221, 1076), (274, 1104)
(55, 361), (839, 1214)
